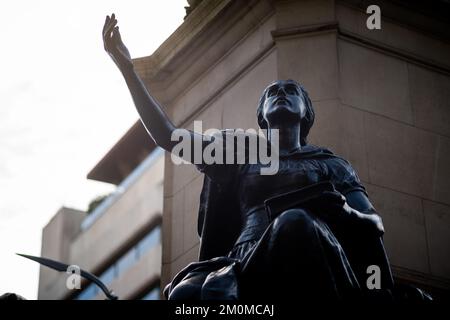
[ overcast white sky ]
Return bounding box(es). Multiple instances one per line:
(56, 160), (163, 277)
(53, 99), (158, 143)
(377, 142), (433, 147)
(0, 0), (186, 299)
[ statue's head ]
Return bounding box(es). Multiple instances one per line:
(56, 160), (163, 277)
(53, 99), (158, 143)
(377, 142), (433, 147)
(257, 80), (314, 145)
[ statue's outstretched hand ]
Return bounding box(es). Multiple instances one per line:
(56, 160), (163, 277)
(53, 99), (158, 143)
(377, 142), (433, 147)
(103, 14), (133, 70)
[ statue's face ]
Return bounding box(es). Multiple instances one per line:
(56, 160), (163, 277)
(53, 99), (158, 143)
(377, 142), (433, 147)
(262, 80), (306, 128)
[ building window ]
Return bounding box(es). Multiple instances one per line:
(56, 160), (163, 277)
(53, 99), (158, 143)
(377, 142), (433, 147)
(75, 283), (98, 300)
(116, 247), (138, 277)
(137, 226), (161, 258)
(73, 224), (161, 300)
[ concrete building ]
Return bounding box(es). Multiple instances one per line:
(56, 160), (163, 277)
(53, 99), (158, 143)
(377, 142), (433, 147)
(38, 123), (164, 300)
(39, 0), (450, 299)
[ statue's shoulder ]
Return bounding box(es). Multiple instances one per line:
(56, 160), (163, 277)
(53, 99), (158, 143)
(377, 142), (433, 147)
(302, 144), (335, 156)
(308, 145), (360, 177)
(304, 145), (354, 168)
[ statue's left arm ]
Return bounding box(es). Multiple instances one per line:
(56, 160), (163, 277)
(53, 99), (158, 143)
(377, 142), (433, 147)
(344, 190), (385, 237)
(320, 190), (384, 237)
(324, 156), (394, 288)
(320, 156), (384, 236)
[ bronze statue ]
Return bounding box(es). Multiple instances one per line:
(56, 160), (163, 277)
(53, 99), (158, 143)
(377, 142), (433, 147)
(103, 14), (430, 301)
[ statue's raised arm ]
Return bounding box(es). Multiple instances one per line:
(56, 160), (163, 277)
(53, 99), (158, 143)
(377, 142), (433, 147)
(102, 14), (204, 157)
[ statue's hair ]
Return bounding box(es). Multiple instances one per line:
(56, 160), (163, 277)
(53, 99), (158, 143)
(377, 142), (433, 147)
(256, 80), (314, 146)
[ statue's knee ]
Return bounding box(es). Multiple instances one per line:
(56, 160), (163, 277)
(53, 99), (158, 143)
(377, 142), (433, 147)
(271, 209), (314, 235)
(167, 279), (202, 300)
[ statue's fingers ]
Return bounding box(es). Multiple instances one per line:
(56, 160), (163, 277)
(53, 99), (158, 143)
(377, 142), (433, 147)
(104, 18), (117, 41)
(103, 23), (112, 42)
(103, 15), (114, 35)
(110, 19), (118, 35)
(102, 15), (110, 36)
(109, 13), (117, 31)
(103, 14), (117, 36)
(102, 17), (112, 51)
